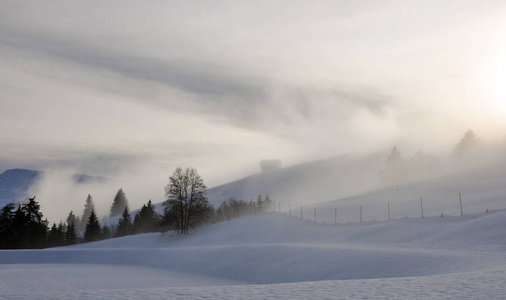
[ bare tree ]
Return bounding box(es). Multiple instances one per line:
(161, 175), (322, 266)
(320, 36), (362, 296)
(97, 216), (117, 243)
(162, 167), (212, 234)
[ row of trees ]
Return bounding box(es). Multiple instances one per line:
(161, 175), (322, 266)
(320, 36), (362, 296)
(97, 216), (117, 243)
(68, 188), (129, 233)
(1, 167), (274, 248)
(379, 129), (481, 186)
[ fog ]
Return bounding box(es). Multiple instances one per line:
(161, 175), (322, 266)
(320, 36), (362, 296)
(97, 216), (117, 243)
(2, 1), (506, 222)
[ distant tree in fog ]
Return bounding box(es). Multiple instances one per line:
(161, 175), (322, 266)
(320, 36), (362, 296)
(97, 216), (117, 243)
(452, 129), (480, 158)
(110, 188), (129, 218)
(84, 209), (100, 242)
(78, 195), (95, 232)
(379, 145), (407, 186)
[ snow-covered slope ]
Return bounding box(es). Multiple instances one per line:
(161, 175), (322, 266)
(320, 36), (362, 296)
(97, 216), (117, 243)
(2, 209), (506, 299)
(206, 153), (383, 207)
(305, 158), (506, 224)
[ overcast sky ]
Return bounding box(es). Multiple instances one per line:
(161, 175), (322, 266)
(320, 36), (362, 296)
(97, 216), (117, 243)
(1, 0), (506, 187)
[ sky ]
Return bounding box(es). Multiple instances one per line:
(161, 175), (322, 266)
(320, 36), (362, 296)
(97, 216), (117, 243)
(1, 0), (506, 189)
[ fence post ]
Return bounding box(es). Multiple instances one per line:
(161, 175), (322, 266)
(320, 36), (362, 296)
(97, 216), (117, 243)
(420, 197), (424, 219)
(388, 202), (391, 220)
(459, 193), (463, 216)
(360, 206), (362, 223)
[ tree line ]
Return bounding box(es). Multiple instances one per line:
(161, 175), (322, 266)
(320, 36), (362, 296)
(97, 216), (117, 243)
(0, 167), (274, 249)
(379, 129), (484, 186)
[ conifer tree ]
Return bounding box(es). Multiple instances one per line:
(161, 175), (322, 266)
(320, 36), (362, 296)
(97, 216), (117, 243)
(66, 211), (77, 229)
(47, 223), (65, 247)
(79, 195), (95, 232)
(84, 209), (100, 243)
(0, 203), (15, 249)
(65, 222), (78, 245)
(133, 200), (160, 233)
(22, 197), (48, 249)
(110, 188), (129, 218)
(100, 224), (111, 240)
(115, 207), (132, 237)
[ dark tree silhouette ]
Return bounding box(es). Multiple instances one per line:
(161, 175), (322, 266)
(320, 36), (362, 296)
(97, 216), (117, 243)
(133, 200), (160, 233)
(21, 196), (48, 249)
(0, 203), (15, 248)
(100, 224), (112, 240)
(65, 222), (78, 245)
(115, 207), (132, 237)
(163, 167), (212, 234)
(84, 209), (100, 243)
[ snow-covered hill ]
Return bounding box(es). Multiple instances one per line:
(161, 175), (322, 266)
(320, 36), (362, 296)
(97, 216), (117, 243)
(206, 153), (384, 207)
(1, 210), (506, 299)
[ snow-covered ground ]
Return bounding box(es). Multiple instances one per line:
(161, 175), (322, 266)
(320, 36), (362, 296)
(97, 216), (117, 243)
(2, 209), (506, 299)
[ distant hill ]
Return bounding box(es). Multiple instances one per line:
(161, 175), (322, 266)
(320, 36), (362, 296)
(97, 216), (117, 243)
(0, 169), (39, 207)
(0, 169), (107, 208)
(205, 153), (384, 207)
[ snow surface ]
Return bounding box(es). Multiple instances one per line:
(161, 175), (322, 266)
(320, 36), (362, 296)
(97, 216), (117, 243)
(2, 209), (506, 299)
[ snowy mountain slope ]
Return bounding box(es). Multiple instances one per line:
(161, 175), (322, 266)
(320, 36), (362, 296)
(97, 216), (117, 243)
(0, 168), (107, 208)
(2, 209), (506, 299)
(0, 169), (38, 207)
(205, 153), (384, 207)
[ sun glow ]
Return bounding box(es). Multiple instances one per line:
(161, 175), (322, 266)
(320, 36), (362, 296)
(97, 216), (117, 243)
(483, 54), (506, 112)
(480, 19), (506, 113)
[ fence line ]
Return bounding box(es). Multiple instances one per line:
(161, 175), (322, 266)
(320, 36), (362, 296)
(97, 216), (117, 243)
(275, 191), (502, 225)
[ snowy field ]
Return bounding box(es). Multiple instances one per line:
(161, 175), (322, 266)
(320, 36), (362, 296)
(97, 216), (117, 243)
(2, 209), (506, 299)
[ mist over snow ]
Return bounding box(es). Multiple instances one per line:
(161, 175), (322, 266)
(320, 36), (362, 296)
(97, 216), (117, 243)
(2, 207), (506, 298)
(3, 1), (506, 298)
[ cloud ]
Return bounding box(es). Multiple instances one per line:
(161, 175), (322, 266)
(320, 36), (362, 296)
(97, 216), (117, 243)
(1, 0), (506, 195)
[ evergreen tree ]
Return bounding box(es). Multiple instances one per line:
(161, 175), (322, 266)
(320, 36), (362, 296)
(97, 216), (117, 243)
(78, 195), (95, 232)
(115, 207), (132, 237)
(133, 200), (160, 233)
(22, 197), (48, 249)
(453, 129), (480, 158)
(47, 223), (65, 247)
(379, 146), (407, 186)
(84, 209), (100, 243)
(0, 203), (15, 249)
(110, 188), (129, 218)
(65, 222), (78, 245)
(66, 211), (77, 229)
(100, 224), (111, 240)
(10, 205), (28, 248)
(263, 195), (273, 212)
(133, 211), (142, 233)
